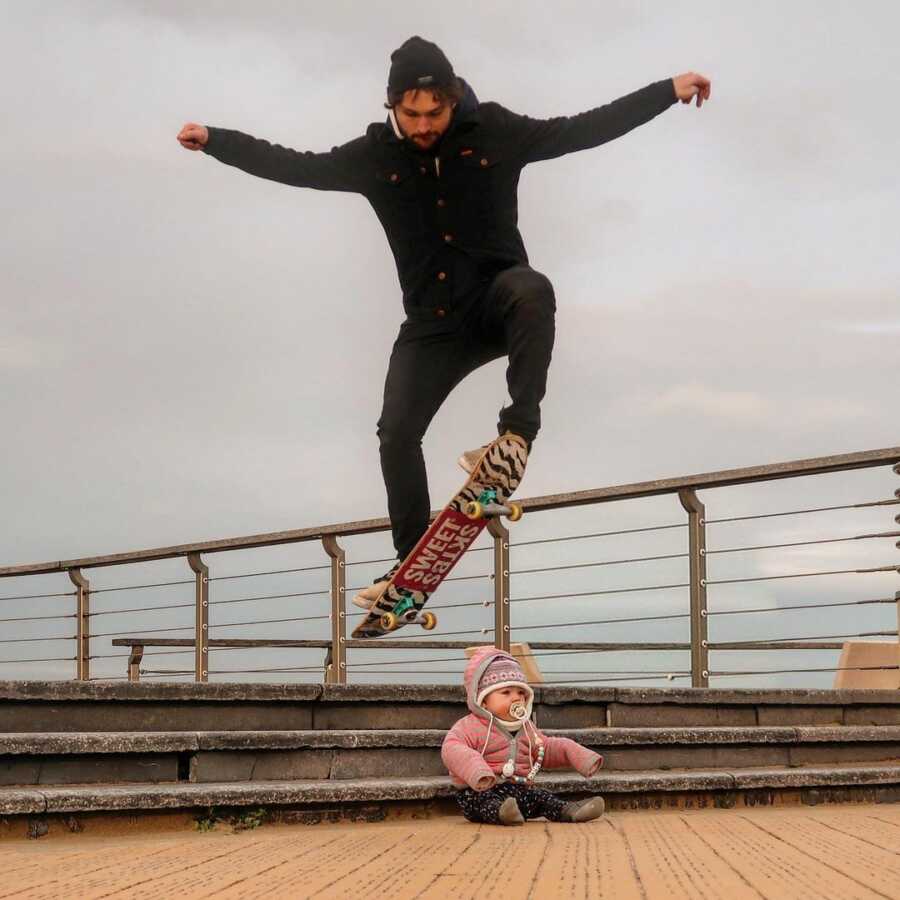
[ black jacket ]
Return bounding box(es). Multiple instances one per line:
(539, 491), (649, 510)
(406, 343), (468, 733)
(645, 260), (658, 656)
(203, 77), (677, 326)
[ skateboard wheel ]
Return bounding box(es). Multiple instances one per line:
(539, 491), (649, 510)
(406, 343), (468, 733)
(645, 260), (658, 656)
(465, 501), (484, 520)
(507, 502), (523, 522)
(380, 612), (399, 631)
(421, 611), (437, 631)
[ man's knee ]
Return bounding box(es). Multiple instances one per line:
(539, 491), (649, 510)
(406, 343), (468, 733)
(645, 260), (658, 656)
(495, 266), (556, 315)
(377, 417), (423, 454)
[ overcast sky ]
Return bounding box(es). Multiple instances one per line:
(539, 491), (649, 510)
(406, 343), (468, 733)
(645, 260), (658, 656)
(1, 1), (897, 685)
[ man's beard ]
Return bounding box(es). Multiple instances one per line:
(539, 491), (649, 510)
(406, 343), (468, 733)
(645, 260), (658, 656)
(410, 132), (442, 151)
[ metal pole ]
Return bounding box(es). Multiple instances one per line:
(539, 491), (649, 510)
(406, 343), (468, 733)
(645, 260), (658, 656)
(69, 568), (90, 681)
(188, 553), (209, 682)
(488, 519), (511, 653)
(894, 464), (899, 671)
(322, 535), (346, 684)
(679, 489), (709, 688)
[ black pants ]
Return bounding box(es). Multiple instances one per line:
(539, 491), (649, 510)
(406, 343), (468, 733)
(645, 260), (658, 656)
(377, 265), (556, 559)
(455, 782), (568, 824)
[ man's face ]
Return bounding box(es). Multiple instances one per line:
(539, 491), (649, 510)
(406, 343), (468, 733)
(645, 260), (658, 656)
(393, 89), (455, 150)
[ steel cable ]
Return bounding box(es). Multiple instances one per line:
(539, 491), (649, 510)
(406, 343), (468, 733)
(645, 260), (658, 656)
(0, 591), (76, 602)
(707, 564), (898, 586)
(706, 597), (895, 616)
(706, 498), (900, 525)
(90, 579), (192, 594)
(210, 564), (330, 581)
(0, 613), (76, 624)
(510, 552), (688, 577)
(0, 655), (75, 664)
(510, 522), (687, 549)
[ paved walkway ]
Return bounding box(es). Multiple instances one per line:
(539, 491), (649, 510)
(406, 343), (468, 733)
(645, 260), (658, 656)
(2, 804), (899, 898)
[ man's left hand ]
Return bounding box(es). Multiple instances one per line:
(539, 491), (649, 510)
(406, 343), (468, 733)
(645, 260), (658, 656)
(673, 72), (711, 107)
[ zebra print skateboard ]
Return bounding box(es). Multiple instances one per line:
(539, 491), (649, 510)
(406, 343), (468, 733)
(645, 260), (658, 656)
(352, 433), (529, 638)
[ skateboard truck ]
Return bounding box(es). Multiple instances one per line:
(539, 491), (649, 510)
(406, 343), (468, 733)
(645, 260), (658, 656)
(380, 595), (438, 632)
(464, 488), (523, 522)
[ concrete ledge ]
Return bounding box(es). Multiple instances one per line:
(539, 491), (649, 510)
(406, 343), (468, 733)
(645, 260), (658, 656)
(5, 681), (900, 706)
(0, 733), (200, 755)
(6, 763), (900, 815)
(0, 789), (46, 815)
(319, 685), (463, 703)
(197, 730), (446, 751)
(0, 681), (323, 703)
(4, 726), (900, 756)
(601, 688), (900, 707)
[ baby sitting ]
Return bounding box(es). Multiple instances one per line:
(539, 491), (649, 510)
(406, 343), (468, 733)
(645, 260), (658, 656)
(441, 646), (606, 825)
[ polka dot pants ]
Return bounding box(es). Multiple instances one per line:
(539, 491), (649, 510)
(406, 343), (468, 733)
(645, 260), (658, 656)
(455, 782), (568, 824)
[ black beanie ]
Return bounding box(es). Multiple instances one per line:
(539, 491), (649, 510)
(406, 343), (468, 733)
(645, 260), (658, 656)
(387, 36), (455, 95)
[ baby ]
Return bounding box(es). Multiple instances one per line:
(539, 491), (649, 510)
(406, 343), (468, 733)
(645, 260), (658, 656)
(441, 646), (606, 825)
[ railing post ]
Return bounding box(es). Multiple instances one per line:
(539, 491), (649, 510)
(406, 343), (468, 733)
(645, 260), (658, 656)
(188, 553), (209, 683)
(679, 489), (709, 688)
(128, 645), (144, 683)
(894, 463), (899, 671)
(488, 519), (511, 653)
(322, 536), (346, 684)
(69, 568), (90, 681)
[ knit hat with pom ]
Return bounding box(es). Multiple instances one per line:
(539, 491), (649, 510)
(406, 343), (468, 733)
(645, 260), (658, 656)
(475, 654), (533, 709)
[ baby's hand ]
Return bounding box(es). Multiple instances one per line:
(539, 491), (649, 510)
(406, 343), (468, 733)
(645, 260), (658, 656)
(474, 773), (496, 791)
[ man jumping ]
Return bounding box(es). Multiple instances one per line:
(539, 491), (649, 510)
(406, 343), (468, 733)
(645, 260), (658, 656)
(178, 37), (711, 609)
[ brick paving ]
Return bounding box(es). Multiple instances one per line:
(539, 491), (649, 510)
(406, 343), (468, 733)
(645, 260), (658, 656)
(1, 804), (899, 898)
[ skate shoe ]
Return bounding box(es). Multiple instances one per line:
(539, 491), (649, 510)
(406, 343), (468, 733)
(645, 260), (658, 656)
(458, 431), (530, 475)
(457, 444), (490, 474)
(351, 560), (402, 610)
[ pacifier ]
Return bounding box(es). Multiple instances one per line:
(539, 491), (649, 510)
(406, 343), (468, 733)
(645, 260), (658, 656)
(509, 700), (528, 720)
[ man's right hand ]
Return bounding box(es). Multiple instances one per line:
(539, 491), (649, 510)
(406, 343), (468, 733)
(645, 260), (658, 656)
(177, 123), (209, 151)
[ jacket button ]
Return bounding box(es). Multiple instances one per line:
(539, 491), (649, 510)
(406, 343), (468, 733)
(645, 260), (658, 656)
(435, 308), (446, 317)
(480, 158), (488, 167)
(390, 173), (399, 182)
(420, 166), (427, 174)
(444, 234), (453, 242)
(437, 198), (446, 207)
(437, 271), (447, 281)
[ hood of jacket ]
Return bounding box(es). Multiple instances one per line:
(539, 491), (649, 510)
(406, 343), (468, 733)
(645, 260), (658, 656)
(464, 646), (535, 726)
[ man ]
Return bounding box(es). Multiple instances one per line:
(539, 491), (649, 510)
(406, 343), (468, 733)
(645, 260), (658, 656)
(178, 37), (711, 609)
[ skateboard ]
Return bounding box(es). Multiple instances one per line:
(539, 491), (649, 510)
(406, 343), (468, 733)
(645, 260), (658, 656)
(352, 433), (529, 638)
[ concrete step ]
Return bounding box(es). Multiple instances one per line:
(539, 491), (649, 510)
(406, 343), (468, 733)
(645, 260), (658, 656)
(4, 681), (900, 732)
(4, 763), (900, 817)
(3, 727), (900, 787)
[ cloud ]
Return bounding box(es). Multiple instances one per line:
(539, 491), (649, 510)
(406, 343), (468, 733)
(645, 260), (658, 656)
(649, 383), (769, 423)
(830, 321), (900, 335)
(0, 335), (61, 370)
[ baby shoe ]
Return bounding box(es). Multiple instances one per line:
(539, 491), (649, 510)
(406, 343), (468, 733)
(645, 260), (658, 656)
(498, 797), (525, 826)
(559, 796), (605, 823)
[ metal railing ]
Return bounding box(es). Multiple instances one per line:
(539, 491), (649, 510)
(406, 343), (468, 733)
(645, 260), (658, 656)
(1, 446), (898, 687)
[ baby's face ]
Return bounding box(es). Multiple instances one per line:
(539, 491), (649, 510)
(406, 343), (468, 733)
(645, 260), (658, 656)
(483, 685), (528, 719)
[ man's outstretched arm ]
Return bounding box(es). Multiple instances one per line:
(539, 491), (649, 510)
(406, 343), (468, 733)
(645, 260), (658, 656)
(503, 71), (711, 165)
(176, 123), (368, 194)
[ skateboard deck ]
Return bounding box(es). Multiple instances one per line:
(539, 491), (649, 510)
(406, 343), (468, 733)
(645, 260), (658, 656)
(352, 433), (529, 638)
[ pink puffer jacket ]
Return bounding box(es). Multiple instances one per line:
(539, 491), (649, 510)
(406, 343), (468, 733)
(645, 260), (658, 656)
(441, 647), (603, 791)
